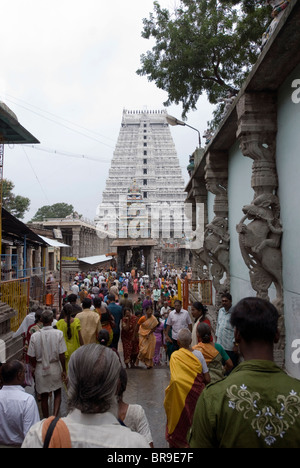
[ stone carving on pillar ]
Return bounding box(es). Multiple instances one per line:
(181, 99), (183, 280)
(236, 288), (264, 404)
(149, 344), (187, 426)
(237, 93), (285, 365)
(204, 151), (230, 307)
(236, 94), (284, 364)
(236, 93), (283, 310)
(191, 183), (210, 280)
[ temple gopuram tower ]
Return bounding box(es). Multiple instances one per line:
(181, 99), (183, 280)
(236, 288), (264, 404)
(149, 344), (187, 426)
(96, 109), (189, 274)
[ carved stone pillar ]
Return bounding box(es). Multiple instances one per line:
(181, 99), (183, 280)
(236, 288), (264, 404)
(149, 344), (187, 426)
(72, 227), (81, 259)
(191, 181), (209, 280)
(204, 151), (230, 307)
(236, 92), (284, 363)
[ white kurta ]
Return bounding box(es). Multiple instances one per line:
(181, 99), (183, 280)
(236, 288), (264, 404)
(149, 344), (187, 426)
(27, 326), (67, 394)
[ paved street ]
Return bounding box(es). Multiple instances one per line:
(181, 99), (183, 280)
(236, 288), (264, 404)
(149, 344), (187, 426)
(120, 361), (170, 448)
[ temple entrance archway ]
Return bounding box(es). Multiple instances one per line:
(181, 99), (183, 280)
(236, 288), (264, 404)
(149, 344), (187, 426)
(110, 239), (157, 276)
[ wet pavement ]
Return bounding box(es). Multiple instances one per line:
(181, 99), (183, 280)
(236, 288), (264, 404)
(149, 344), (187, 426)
(121, 363), (170, 448)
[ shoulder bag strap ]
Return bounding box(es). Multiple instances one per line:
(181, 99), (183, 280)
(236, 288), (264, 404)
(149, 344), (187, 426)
(43, 416), (60, 449)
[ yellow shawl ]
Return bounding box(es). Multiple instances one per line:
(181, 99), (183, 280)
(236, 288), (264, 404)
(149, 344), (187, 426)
(164, 347), (205, 447)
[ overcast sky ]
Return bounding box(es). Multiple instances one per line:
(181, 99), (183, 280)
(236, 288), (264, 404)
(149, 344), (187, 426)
(1, 0), (213, 222)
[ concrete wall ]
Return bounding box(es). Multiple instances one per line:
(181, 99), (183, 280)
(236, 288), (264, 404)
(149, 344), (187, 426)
(276, 62), (300, 378)
(224, 64), (300, 377)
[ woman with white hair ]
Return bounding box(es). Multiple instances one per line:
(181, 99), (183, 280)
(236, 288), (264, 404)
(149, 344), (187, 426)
(22, 345), (148, 448)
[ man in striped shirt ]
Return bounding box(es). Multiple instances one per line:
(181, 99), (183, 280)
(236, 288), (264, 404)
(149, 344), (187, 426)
(215, 293), (239, 369)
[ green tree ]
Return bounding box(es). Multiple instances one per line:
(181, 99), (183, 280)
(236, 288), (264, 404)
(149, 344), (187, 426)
(31, 203), (75, 221)
(137, 0), (269, 125)
(2, 179), (30, 219)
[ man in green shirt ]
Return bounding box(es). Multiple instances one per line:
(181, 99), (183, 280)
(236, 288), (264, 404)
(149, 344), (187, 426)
(189, 297), (300, 448)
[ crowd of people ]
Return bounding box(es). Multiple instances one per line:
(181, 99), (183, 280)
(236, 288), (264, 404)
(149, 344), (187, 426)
(64, 266), (192, 370)
(1, 264), (300, 448)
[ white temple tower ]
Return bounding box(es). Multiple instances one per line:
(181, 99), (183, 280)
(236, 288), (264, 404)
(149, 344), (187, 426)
(96, 109), (189, 272)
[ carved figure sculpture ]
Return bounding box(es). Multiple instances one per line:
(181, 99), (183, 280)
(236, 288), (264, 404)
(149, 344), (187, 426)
(261, 0), (290, 48)
(204, 216), (230, 297)
(204, 153), (230, 306)
(236, 193), (283, 305)
(217, 91), (236, 118)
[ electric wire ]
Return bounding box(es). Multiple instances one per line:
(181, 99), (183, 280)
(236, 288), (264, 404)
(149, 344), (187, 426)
(22, 144), (111, 163)
(5, 92), (116, 143)
(4, 94), (116, 149)
(21, 146), (50, 203)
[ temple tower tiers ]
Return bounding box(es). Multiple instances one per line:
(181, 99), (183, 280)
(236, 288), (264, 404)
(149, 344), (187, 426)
(97, 109), (189, 269)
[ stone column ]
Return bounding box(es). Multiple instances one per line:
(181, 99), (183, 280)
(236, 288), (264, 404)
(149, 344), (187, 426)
(35, 246), (42, 275)
(236, 92), (283, 306)
(42, 246), (49, 274)
(236, 92), (284, 364)
(190, 182), (209, 280)
(204, 150), (230, 307)
(26, 247), (33, 276)
(72, 227), (81, 259)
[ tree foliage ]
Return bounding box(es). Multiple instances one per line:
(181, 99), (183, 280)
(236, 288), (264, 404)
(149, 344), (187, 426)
(137, 0), (270, 122)
(2, 179), (30, 219)
(31, 203), (75, 222)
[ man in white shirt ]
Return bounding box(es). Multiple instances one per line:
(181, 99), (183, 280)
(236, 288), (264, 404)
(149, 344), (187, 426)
(165, 300), (192, 354)
(27, 310), (67, 418)
(70, 282), (79, 296)
(12, 303), (39, 338)
(152, 286), (161, 312)
(0, 361), (40, 447)
(161, 300), (170, 318)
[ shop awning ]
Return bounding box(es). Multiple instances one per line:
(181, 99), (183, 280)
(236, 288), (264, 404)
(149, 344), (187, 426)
(78, 255), (113, 265)
(0, 101), (39, 144)
(38, 235), (70, 248)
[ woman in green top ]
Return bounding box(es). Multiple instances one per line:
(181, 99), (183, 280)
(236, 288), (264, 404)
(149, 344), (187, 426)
(56, 303), (84, 371)
(133, 297), (142, 316)
(193, 322), (233, 382)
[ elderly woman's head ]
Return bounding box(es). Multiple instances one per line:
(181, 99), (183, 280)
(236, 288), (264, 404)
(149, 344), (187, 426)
(177, 328), (192, 349)
(67, 344), (121, 415)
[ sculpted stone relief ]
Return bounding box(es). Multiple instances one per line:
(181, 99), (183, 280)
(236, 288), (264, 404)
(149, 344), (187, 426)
(201, 152), (230, 308)
(192, 92), (284, 358)
(236, 93), (284, 359)
(236, 192), (283, 303)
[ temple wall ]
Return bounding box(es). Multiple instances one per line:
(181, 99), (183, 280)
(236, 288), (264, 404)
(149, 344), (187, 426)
(276, 62), (300, 378)
(186, 0), (300, 376)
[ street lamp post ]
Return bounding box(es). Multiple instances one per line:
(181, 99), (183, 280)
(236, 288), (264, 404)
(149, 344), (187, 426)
(166, 114), (201, 147)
